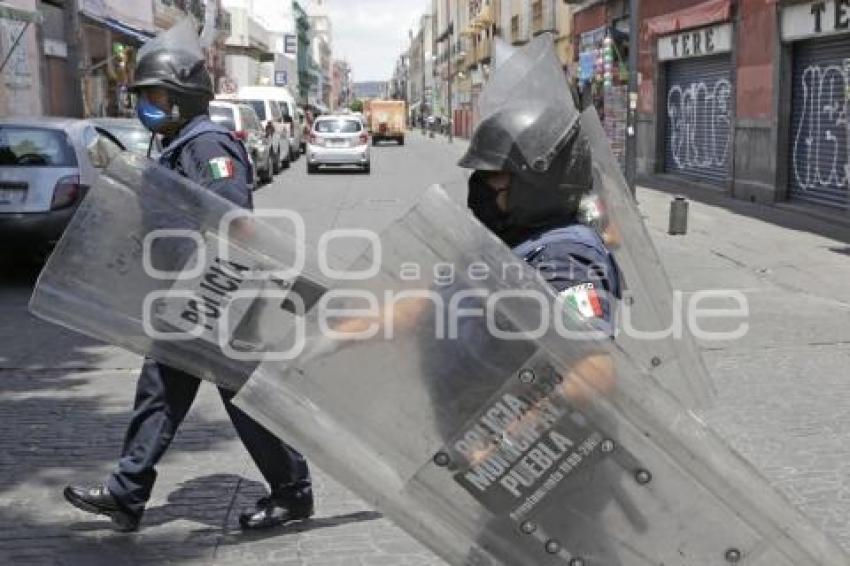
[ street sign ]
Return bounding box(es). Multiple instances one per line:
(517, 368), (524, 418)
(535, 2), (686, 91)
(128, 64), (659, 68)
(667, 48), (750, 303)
(275, 70), (287, 87)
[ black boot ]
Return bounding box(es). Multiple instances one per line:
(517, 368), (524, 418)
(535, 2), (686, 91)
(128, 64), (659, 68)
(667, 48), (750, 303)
(238, 488), (314, 530)
(63, 484), (141, 532)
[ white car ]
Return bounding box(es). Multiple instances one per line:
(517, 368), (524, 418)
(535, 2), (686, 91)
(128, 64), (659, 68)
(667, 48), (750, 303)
(0, 117), (125, 253)
(306, 115), (370, 174)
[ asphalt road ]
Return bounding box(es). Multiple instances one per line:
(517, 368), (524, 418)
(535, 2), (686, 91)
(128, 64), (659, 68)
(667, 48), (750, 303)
(2, 130), (850, 564)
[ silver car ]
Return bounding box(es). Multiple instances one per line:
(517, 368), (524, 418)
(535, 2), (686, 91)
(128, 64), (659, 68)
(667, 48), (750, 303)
(306, 115), (371, 174)
(0, 117), (124, 252)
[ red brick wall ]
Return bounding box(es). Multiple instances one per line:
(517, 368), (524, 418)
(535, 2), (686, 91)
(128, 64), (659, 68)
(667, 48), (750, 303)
(735, 0), (776, 119)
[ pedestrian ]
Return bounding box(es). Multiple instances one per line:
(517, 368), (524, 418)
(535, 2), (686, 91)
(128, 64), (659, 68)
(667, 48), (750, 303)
(63, 20), (313, 533)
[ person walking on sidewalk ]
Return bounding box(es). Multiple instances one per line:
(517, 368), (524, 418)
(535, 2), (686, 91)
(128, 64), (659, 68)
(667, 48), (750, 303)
(62, 20), (313, 533)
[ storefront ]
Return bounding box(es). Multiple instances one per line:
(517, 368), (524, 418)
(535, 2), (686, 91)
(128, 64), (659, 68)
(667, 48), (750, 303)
(659, 22), (734, 186)
(574, 2), (630, 170)
(80, 10), (154, 118)
(782, 1), (850, 211)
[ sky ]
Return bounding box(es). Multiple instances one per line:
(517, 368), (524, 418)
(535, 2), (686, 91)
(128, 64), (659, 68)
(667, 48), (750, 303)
(325, 0), (429, 82)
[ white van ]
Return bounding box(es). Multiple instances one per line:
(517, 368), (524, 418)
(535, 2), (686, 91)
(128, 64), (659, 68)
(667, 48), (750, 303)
(238, 86), (303, 160)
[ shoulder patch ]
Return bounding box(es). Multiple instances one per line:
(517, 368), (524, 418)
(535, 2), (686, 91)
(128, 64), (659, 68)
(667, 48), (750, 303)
(208, 156), (235, 180)
(559, 282), (604, 320)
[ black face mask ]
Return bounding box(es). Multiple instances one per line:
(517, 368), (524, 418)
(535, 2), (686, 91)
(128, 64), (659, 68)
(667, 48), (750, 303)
(468, 171), (508, 236)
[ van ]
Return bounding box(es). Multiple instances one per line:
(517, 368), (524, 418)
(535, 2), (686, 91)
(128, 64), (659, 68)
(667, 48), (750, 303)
(238, 86), (303, 160)
(219, 93), (290, 171)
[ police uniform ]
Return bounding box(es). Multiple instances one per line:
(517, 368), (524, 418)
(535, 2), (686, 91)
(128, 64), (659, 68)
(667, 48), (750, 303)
(106, 115), (312, 519)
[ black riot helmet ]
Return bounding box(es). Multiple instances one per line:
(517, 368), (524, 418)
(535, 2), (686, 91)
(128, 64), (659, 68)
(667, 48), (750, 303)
(459, 33), (593, 245)
(130, 19), (213, 122)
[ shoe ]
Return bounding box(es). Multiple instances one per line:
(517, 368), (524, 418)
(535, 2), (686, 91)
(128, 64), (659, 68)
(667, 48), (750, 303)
(238, 494), (314, 530)
(63, 484), (141, 532)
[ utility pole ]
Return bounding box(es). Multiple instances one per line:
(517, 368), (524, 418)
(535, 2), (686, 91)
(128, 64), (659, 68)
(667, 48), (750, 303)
(625, 0), (639, 196)
(64, 0), (85, 117)
(446, 0), (453, 143)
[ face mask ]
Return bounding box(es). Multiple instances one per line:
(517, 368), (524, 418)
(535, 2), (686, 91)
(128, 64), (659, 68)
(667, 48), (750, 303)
(468, 171), (509, 237)
(136, 97), (170, 133)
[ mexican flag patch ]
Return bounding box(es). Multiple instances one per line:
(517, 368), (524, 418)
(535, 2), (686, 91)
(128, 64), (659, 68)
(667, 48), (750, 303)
(208, 157), (235, 180)
(560, 282), (604, 320)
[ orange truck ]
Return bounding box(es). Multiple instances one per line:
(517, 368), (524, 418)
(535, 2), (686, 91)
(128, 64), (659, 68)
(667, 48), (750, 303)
(368, 99), (406, 145)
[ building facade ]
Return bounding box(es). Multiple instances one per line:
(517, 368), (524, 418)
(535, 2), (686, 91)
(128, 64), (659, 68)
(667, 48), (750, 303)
(307, 0), (332, 109)
(250, 0), (299, 96)
(634, 0), (849, 218)
(330, 58), (351, 110)
(0, 0), (43, 117)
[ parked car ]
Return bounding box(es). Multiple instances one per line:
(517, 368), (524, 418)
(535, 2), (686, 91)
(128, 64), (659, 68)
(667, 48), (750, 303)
(239, 86), (302, 161)
(209, 101), (274, 187)
(296, 108), (307, 153)
(306, 115), (370, 174)
(89, 117), (162, 158)
(0, 117), (125, 252)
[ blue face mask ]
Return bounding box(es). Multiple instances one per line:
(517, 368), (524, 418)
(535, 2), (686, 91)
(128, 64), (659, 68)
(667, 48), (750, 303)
(136, 97), (170, 132)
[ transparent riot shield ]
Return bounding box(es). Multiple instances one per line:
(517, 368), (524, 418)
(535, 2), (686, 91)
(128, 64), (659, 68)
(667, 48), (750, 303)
(234, 185), (847, 566)
(465, 33), (713, 409)
(578, 107), (716, 409)
(29, 153), (333, 390)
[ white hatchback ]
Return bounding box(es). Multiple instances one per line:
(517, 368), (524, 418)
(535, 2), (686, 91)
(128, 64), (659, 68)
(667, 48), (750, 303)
(306, 116), (370, 174)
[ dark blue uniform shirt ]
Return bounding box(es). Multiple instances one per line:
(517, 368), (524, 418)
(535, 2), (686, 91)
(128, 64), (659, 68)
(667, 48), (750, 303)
(159, 114), (254, 210)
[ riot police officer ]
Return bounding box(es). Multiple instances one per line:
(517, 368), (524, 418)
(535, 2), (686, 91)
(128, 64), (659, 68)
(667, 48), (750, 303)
(63, 20), (313, 532)
(460, 110), (621, 337)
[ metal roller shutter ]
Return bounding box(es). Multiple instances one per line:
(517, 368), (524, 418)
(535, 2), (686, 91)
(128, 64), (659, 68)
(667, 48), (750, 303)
(788, 36), (850, 210)
(664, 55), (734, 185)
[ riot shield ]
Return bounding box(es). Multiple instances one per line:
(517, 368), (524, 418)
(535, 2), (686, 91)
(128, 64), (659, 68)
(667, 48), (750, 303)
(234, 185), (847, 566)
(464, 33), (713, 409)
(579, 106), (716, 409)
(29, 153), (333, 390)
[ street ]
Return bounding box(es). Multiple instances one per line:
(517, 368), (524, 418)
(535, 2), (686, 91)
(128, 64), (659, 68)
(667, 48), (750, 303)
(3, 131), (850, 564)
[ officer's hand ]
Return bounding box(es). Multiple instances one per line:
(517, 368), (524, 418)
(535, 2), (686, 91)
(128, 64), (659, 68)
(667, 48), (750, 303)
(559, 354), (616, 405)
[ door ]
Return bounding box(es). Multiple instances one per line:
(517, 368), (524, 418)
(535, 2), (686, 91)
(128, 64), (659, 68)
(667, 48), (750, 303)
(788, 36), (850, 210)
(663, 55), (734, 186)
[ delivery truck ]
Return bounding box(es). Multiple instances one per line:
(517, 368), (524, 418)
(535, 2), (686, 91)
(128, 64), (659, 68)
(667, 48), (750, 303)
(368, 100), (406, 145)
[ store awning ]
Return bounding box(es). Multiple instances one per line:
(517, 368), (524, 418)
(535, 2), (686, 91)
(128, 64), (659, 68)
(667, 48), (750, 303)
(81, 10), (156, 45)
(0, 2), (42, 24)
(642, 0), (731, 41)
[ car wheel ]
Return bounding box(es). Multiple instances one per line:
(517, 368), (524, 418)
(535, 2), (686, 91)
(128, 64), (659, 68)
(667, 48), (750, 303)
(272, 150), (281, 174)
(289, 146), (297, 162)
(398, 137), (405, 146)
(363, 162), (371, 174)
(307, 163), (317, 174)
(282, 150), (291, 169)
(259, 158), (273, 184)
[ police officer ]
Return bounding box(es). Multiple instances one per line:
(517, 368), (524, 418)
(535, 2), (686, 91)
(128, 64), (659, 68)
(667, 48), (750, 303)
(63, 21), (313, 532)
(460, 116), (621, 336)
(451, 36), (625, 564)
